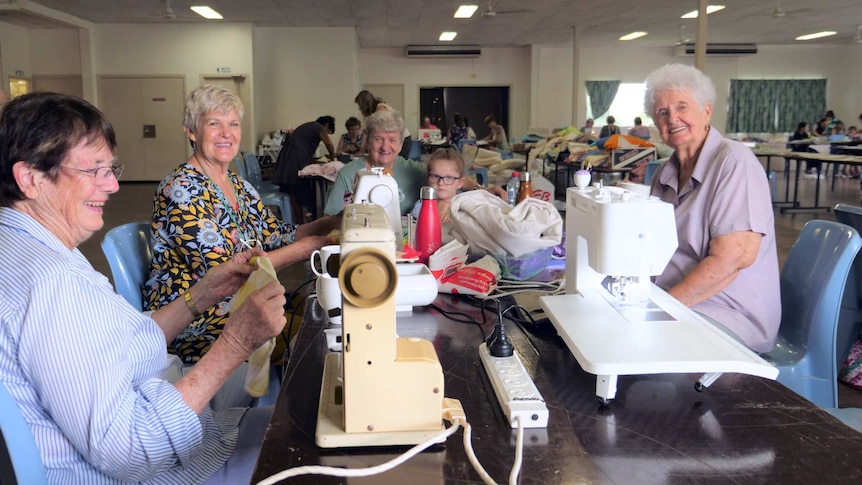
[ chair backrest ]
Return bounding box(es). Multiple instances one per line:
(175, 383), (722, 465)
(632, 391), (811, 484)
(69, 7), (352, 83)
(777, 219), (861, 407)
(833, 203), (862, 362)
(0, 381), (48, 485)
(233, 153), (249, 180)
(407, 139), (422, 161)
(243, 152), (264, 187)
(100, 221), (153, 311)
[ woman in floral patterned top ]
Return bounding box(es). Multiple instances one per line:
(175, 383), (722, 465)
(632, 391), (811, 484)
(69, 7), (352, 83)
(145, 85), (338, 364)
(337, 116), (365, 155)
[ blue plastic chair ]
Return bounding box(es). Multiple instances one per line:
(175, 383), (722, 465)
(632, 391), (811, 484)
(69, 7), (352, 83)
(242, 152), (294, 224)
(407, 139), (422, 161)
(101, 221), (153, 311)
(232, 153), (249, 180)
(762, 220), (862, 408)
(644, 159), (664, 185)
(0, 381), (48, 485)
(832, 203), (862, 364)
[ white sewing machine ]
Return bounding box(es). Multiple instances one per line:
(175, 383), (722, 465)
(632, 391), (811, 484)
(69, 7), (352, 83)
(352, 167), (403, 249)
(316, 203), (446, 447)
(539, 186), (777, 403)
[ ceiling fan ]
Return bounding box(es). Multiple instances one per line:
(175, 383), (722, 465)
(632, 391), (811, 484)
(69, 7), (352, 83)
(770, 0), (811, 19)
(480, 0), (530, 18)
(161, 0), (176, 20)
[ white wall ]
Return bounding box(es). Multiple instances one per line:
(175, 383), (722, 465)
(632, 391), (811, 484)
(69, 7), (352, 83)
(358, 47), (532, 140)
(252, 27), (359, 147)
(0, 23), (33, 93)
(29, 28), (81, 74)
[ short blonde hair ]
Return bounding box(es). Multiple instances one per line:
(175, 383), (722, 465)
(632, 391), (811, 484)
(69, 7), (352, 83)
(183, 84), (244, 135)
(365, 107), (404, 137)
(427, 147), (465, 177)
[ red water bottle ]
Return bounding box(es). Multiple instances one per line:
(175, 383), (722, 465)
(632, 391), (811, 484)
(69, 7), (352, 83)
(415, 186), (442, 265)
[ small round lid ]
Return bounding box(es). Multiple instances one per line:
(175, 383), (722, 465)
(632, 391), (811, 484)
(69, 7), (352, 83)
(420, 186), (438, 200)
(519, 171), (531, 182)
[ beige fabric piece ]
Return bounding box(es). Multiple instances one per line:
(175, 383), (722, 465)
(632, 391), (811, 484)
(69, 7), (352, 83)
(229, 256), (279, 397)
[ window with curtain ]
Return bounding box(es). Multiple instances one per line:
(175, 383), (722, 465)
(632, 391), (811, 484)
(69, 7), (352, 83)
(726, 79), (825, 133)
(585, 81), (621, 122)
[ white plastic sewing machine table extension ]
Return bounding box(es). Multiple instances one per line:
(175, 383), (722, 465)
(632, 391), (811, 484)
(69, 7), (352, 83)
(479, 342), (549, 429)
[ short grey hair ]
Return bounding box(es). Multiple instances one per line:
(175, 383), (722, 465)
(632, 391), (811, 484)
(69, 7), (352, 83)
(644, 64), (715, 116)
(364, 107), (404, 137)
(183, 84), (244, 135)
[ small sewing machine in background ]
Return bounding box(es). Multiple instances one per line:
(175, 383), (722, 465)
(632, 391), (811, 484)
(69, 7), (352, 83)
(540, 186), (777, 403)
(316, 203), (446, 447)
(351, 167), (403, 249)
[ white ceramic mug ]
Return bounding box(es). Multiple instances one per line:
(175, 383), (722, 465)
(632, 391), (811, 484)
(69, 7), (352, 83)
(311, 245), (341, 277)
(315, 273), (342, 325)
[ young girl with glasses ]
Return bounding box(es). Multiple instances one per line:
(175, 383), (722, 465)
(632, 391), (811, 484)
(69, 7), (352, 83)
(411, 148), (466, 244)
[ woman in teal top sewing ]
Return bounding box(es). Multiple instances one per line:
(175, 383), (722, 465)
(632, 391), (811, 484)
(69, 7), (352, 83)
(145, 85), (338, 365)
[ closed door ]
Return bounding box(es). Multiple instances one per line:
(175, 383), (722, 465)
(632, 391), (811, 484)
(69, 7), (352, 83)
(202, 75), (252, 153)
(99, 77), (186, 181)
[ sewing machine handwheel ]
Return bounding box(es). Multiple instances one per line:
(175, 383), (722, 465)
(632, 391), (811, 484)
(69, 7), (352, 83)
(338, 248), (397, 308)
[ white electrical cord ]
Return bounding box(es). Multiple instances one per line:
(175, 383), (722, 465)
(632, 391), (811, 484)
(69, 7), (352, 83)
(461, 416), (526, 485)
(255, 422), (460, 485)
(255, 415), (526, 485)
(509, 416), (525, 485)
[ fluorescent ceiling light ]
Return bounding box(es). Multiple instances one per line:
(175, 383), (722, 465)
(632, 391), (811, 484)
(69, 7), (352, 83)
(454, 5), (478, 18)
(681, 5), (725, 18)
(191, 6), (223, 19)
(795, 31), (837, 40)
(619, 31), (647, 41)
(439, 31), (458, 41)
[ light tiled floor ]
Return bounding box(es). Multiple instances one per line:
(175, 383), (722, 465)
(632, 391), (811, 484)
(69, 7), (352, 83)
(81, 172), (862, 407)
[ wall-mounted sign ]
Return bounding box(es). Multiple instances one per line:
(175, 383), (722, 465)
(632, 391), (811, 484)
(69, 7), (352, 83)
(14, 70), (24, 77)
(152, 97), (166, 102)
(216, 67), (232, 74)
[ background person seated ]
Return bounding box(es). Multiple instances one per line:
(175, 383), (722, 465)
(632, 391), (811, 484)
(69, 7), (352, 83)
(481, 115), (511, 153)
(420, 115), (438, 130)
(627, 116), (651, 139)
(325, 108), (505, 217)
(337, 116), (365, 156)
(599, 115), (621, 138)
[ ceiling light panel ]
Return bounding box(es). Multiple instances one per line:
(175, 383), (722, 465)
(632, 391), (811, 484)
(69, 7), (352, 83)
(795, 31), (837, 41)
(681, 5), (725, 19)
(454, 5), (478, 18)
(191, 6), (223, 19)
(439, 32), (458, 41)
(619, 31), (647, 41)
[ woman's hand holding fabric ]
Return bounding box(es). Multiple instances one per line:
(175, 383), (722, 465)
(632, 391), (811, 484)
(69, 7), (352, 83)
(196, 248), (266, 309)
(220, 280), (287, 358)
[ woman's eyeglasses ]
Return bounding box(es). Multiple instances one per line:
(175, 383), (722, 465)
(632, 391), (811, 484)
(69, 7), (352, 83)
(62, 164), (124, 184)
(428, 174), (462, 185)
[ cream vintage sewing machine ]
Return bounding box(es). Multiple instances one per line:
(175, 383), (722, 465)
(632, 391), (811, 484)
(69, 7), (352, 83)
(351, 167), (403, 249)
(539, 186), (778, 403)
(316, 202), (446, 447)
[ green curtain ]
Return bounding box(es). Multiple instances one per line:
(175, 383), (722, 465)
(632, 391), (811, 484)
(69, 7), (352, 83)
(727, 79), (825, 133)
(585, 81), (621, 120)
(774, 79), (826, 132)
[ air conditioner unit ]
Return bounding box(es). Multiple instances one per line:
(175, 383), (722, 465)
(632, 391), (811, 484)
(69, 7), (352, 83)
(674, 43), (757, 57)
(405, 45), (481, 58)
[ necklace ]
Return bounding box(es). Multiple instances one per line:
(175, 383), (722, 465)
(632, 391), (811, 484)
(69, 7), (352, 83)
(195, 157), (254, 249)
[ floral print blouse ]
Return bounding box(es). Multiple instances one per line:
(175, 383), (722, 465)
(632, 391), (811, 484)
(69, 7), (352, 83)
(144, 163), (297, 363)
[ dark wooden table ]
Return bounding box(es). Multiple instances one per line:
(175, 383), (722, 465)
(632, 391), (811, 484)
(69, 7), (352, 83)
(251, 295), (862, 484)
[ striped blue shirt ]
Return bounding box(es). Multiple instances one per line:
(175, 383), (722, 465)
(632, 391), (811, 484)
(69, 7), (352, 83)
(0, 207), (244, 484)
